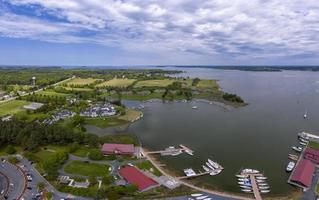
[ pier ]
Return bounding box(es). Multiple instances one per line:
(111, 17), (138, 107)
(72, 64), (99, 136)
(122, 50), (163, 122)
(178, 170), (211, 180)
(145, 144), (194, 156)
(249, 174), (263, 200)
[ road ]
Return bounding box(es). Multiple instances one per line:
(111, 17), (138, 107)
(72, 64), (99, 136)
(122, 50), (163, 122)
(141, 148), (252, 200)
(0, 76), (75, 104)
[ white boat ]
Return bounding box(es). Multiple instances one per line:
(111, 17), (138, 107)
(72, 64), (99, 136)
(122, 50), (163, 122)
(203, 165), (210, 172)
(196, 196), (208, 200)
(299, 138), (309, 143)
(241, 189), (252, 193)
(208, 159), (220, 169)
(236, 174), (248, 178)
(259, 186), (270, 190)
(300, 142), (307, 146)
(258, 183), (269, 186)
(192, 106), (198, 109)
(203, 198), (212, 200)
(256, 179), (265, 183)
(256, 176), (267, 180)
(242, 169), (259, 174)
(260, 190), (270, 193)
(240, 185), (252, 189)
(206, 162), (215, 170)
(191, 194), (203, 197)
(292, 146), (302, 152)
(238, 181), (251, 186)
(238, 178), (250, 181)
(286, 161), (295, 172)
(304, 110), (307, 118)
(210, 169), (222, 176)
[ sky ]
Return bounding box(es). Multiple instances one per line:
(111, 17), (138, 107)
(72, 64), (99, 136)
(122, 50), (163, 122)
(0, 0), (319, 66)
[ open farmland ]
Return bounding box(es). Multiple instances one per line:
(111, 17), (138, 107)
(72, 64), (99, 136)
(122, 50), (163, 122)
(196, 79), (219, 90)
(0, 100), (28, 116)
(66, 78), (99, 86)
(96, 78), (136, 88)
(134, 79), (174, 88)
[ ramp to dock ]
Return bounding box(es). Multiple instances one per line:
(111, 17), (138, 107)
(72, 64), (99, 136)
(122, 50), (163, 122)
(249, 175), (262, 200)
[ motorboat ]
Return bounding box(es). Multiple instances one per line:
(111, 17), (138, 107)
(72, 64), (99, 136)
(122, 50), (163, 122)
(299, 138), (309, 143)
(203, 165), (210, 172)
(292, 146), (302, 152)
(256, 179), (265, 183)
(203, 198), (212, 200)
(260, 190), (270, 193)
(242, 169), (259, 174)
(196, 196), (208, 200)
(304, 110), (307, 118)
(240, 185), (252, 189)
(208, 159), (220, 169)
(236, 174), (248, 178)
(259, 186), (270, 190)
(191, 194), (203, 197)
(238, 181), (251, 186)
(192, 106), (198, 109)
(300, 142), (308, 146)
(286, 161), (295, 172)
(256, 176), (267, 180)
(241, 189), (252, 193)
(210, 169), (222, 176)
(258, 183), (269, 186)
(206, 162), (215, 170)
(238, 178), (250, 182)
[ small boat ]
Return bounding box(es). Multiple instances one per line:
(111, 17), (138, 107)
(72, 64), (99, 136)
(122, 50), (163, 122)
(203, 165), (210, 172)
(192, 106), (198, 109)
(238, 178), (250, 182)
(236, 174), (248, 178)
(304, 110), (307, 118)
(238, 181), (252, 186)
(208, 159), (220, 169)
(210, 169), (222, 176)
(256, 179), (265, 183)
(203, 198), (212, 200)
(300, 142), (307, 146)
(191, 194), (203, 197)
(258, 183), (269, 186)
(299, 138), (309, 143)
(206, 162), (215, 170)
(260, 190), (270, 193)
(240, 185), (252, 189)
(242, 169), (259, 174)
(196, 196), (208, 200)
(256, 176), (267, 180)
(259, 186), (270, 190)
(286, 161), (295, 172)
(241, 189), (252, 193)
(292, 146), (302, 152)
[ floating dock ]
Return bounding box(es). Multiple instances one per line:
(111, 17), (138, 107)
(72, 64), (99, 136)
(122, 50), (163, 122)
(145, 144), (194, 156)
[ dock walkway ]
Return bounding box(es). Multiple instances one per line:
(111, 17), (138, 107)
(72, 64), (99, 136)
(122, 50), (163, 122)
(249, 175), (262, 200)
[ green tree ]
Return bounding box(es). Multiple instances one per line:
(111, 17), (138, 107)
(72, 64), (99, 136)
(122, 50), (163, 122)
(5, 145), (16, 154)
(88, 149), (104, 160)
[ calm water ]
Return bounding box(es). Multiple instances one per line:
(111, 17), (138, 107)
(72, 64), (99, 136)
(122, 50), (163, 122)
(87, 68), (319, 195)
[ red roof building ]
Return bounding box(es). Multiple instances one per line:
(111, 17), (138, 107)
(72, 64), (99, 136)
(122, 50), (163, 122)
(304, 147), (319, 164)
(101, 143), (135, 155)
(119, 166), (158, 191)
(291, 158), (315, 188)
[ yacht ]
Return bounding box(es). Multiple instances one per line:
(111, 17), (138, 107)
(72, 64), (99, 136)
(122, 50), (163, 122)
(286, 161), (295, 172)
(208, 159), (220, 169)
(206, 162), (215, 170)
(292, 146), (302, 152)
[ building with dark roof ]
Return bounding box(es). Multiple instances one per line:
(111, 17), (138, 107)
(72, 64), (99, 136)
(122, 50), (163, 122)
(119, 166), (158, 191)
(290, 158), (315, 188)
(101, 143), (135, 155)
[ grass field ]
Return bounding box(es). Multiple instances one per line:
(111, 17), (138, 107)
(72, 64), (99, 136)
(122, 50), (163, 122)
(118, 108), (142, 122)
(66, 78), (99, 86)
(38, 89), (71, 97)
(135, 161), (162, 176)
(308, 141), (319, 150)
(85, 117), (127, 128)
(134, 79), (174, 88)
(0, 100), (29, 116)
(64, 160), (109, 177)
(62, 87), (93, 92)
(72, 146), (95, 157)
(196, 80), (219, 90)
(96, 78), (136, 88)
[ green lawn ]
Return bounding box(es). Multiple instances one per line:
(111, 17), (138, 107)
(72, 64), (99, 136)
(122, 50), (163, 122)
(308, 141), (319, 150)
(62, 87), (94, 92)
(72, 147), (93, 157)
(15, 111), (49, 122)
(66, 78), (99, 86)
(85, 117), (127, 128)
(38, 89), (71, 97)
(196, 80), (219, 90)
(135, 161), (162, 176)
(134, 79), (174, 88)
(96, 78), (136, 88)
(64, 160), (109, 177)
(118, 108), (142, 122)
(0, 100), (29, 117)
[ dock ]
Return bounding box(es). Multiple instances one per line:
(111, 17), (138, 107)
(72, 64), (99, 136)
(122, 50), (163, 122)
(145, 144), (194, 156)
(178, 170), (211, 180)
(249, 174), (263, 200)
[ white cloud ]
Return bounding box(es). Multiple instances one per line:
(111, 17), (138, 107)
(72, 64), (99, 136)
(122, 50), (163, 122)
(1, 0), (319, 63)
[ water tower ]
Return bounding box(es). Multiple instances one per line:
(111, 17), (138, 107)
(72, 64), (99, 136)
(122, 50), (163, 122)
(31, 76), (36, 86)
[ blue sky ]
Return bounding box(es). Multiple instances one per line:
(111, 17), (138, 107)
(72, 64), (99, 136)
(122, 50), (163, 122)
(0, 0), (319, 66)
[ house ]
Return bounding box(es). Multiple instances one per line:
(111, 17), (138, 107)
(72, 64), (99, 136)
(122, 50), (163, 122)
(101, 143), (135, 155)
(290, 158), (315, 189)
(23, 102), (44, 110)
(119, 166), (158, 191)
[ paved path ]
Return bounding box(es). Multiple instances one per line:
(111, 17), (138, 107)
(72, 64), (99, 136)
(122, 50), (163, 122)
(142, 148), (253, 200)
